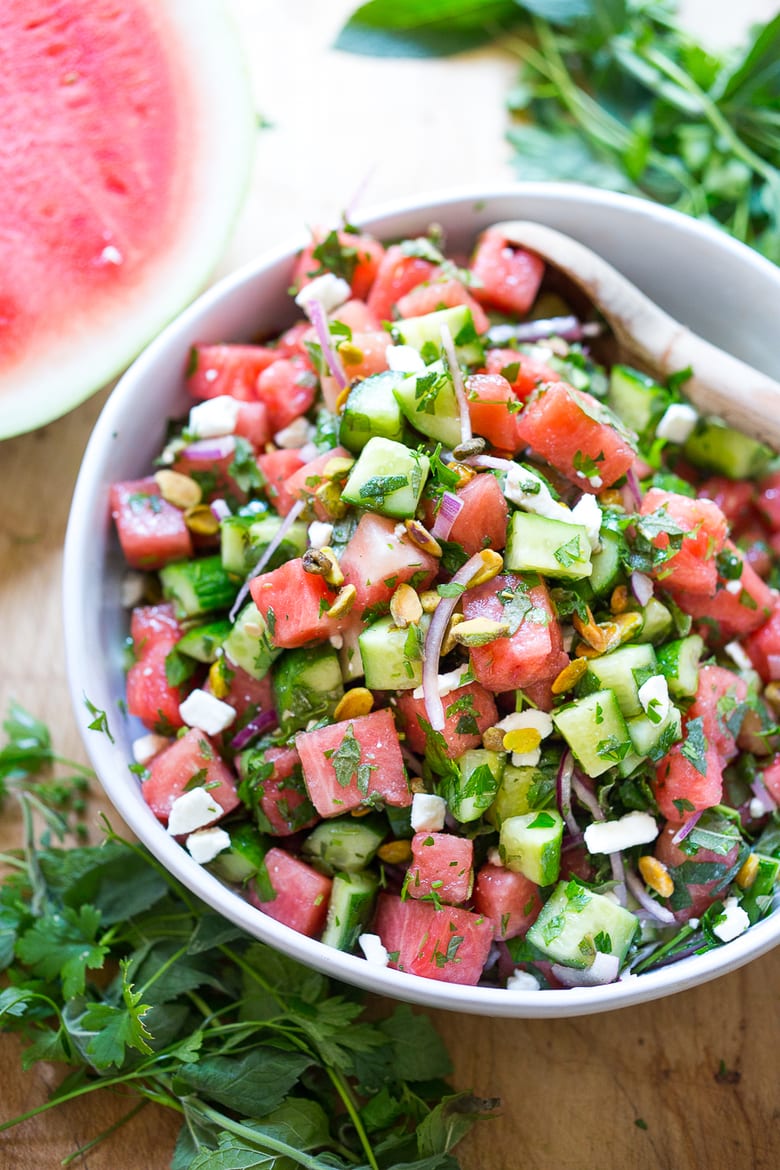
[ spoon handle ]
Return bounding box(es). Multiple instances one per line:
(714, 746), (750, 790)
(493, 220), (780, 451)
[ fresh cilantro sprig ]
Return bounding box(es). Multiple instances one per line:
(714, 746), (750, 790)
(0, 708), (497, 1167)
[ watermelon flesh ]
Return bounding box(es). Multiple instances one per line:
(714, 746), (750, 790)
(0, 0), (253, 438)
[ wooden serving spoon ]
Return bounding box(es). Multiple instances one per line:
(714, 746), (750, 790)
(492, 219), (780, 451)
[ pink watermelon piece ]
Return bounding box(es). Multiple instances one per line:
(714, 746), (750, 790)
(249, 558), (343, 649)
(472, 864), (544, 940)
(295, 709), (410, 817)
(143, 728), (240, 825)
(127, 603), (189, 733)
(686, 665), (748, 764)
(243, 746), (317, 837)
(463, 574), (567, 693)
(446, 472), (508, 558)
(640, 488), (728, 597)
(339, 513), (438, 620)
(395, 681), (498, 760)
(406, 832), (474, 905)
(249, 848), (332, 938)
(110, 476), (193, 570)
(654, 823), (740, 924)
(469, 228), (545, 316)
(374, 894), (493, 985)
(0, 0), (253, 439)
(746, 599), (780, 682)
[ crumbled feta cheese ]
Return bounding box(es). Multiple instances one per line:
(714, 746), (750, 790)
(583, 811), (659, 854)
(749, 796), (769, 819)
(188, 395), (241, 439)
(655, 403), (699, 444)
(386, 344), (426, 373)
(358, 933), (390, 967)
(713, 896), (750, 943)
(487, 847), (503, 867)
(186, 826), (231, 864)
(412, 667), (470, 701)
(637, 675), (671, 725)
(411, 793), (447, 833)
(132, 733), (170, 767)
(329, 634), (344, 650)
(571, 492), (603, 552)
(295, 273), (351, 315)
(120, 571), (147, 609)
(504, 463), (573, 524)
(724, 640), (754, 673)
(275, 416), (315, 449)
(179, 689), (236, 735)
(308, 520), (334, 549)
(688, 918), (700, 930)
(506, 969), (541, 991)
(168, 787), (224, 836)
(725, 578), (743, 595)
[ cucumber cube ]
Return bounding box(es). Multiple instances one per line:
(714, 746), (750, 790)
(358, 615), (426, 691)
(656, 634), (704, 698)
(176, 618), (232, 663)
(626, 704), (682, 760)
(505, 512), (593, 581)
(272, 643), (344, 736)
(683, 417), (772, 479)
(321, 870), (379, 952)
(579, 643), (658, 717)
(341, 437), (429, 519)
(635, 597), (674, 645)
(486, 764), (550, 828)
(221, 513), (307, 576)
(607, 364), (670, 441)
(442, 749), (503, 823)
(302, 816), (386, 874)
(499, 809), (564, 886)
(207, 824), (269, 885)
(393, 360), (462, 447)
(160, 554), (240, 618)
(526, 879), (638, 968)
(223, 602), (280, 680)
(552, 689), (632, 778)
(339, 371), (406, 454)
(393, 304), (484, 366)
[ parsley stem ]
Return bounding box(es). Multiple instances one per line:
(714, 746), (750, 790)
(190, 1101), (336, 1169)
(0, 1070), (153, 1132)
(137, 942), (189, 997)
(326, 1065), (380, 1170)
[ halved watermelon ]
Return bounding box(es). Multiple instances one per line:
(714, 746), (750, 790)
(1, 0), (254, 438)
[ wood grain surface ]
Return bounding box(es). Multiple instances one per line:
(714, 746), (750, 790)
(1, 1), (779, 1166)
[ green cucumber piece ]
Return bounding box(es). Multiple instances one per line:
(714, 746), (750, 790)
(656, 634), (704, 698)
(207, 824), (269, 885)
(486, 764), (551, 827)
(683, 417), (772, 479)
(505, 512), (593, 581)
(302, 817), (386, 874)
(339, 370), (406, 453)
(499, 809), (564, 886)
(160, 555), (239, 618)
(607, 365), (670, 441)
(393, 360), (461, 447)
(358, 615), (426, 691)
(526, 879), (638, 968)
(272, 643), (344, 737)
(588, 527), (625, 597)
(741, 853), (780, 923)
(221, 513), (307, 576)
(223, 602), (280, 680)
(321, 870), (379, 952)
(341, 436), (430, 519)
(635, 597), (674, 645)
(441, 749), (504, 823)
(552, 689), (632, 778)
(626, 703), (683, 759)
(578, 643), (658, 718)
(176, 619), (232, 663)
(393, 304), (484, 366)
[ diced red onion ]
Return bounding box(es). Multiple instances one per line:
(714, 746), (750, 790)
(210, 498), (231, 522)
(306, 296), (348, 390)
(624, 866), (676, 925)
(571, 773), (604, 823)
(609, 849), (628, 907)
(625, 466), (643, 510)
(440, 322), (472, 446)
(181, 436), (236, 462)
(751, 777), (777, 813)
(230, 709), (278, 751)
(767, 654), (780, 681)
(465, 454), (516, 474)
(551, 952), (620, 987)
(630, 571), (654, 607)
(557, 751), (579, 838)
(671, 809), (703, 846)
(229, 498), (307, 621)
(486, 316), (598, 346)
(422, 550), (492, 731)
(431, 491), (464, 541)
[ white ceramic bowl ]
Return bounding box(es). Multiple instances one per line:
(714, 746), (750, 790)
(64, 183), (780, 1018)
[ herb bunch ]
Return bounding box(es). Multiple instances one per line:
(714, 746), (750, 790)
(0, 708), (496, 1168)
(336, 0), (780, 262)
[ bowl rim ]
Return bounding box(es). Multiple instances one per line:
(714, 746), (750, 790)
(64, 180), (780, 1018)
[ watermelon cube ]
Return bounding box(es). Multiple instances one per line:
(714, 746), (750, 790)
(395, 681), (498, 760)
(670, 544), (774, 640)
(406, 832), (474, 905)
(255, 356), (317, 433)
(142, 728), (239, 824)
(640, 488), (727, 597)
(292, 229), (385, 301)
(295, 708), (410, 817)
(761, 755), (780, 805)
(446, 471), (508, 558)
(485, 348), (561, 402)
(686, 665), (748, 763)
(249, 558), (342, 648)
(470, 228), (545, 316)
(249, 848), (332, 937)
(282, 446), (354, 521)
(207, 665), (274, 722)
(257, 448), (306, 516)
(466, 373), (525, 453)
(472, 863), (544, 940)
(396, 277), (490, 334)
(374, 894), (493, 985)
(339, 513), (438, 620)
(515, 381), (636, 491)
(240, 745), (317, 837)
(463, 574), (567, 693)
(186, 343), (278, 402)
(653, 735), (723, 823)
(110, 477), (193, 570)
(654, 822), (740, 923)
(127, 603), (188, 733)
(746, 599), (780, 682)
(366, 244), (436, 322)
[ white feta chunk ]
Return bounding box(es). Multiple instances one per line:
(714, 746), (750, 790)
(308, 520), (334, 549)
(411, 792), (447, 833)
(167, 787), (224, 836)
(504, 463), (572, 524)
(329, 633), (344, 650)
(120, 571), (147, 609)
(637, 675), (671, 725)
(749, 796), (770, 819)
(295, 273), (351, 315)
(571, 492), (603, 552)
(725, 578), (744, 595)
(179, 688), (236, 735)
(713, 896), (750, 943)
(132, 733), (170, 767)
(487, 847), (503, 867)
(188, 395), (241, 439)
(186, 826), (231, 864)
(583, 810), (659, 855)
(656, 403), (699, 444)
(275, 416), (315, 449)
(358, 933), (390, 967)
(412, 667), (471, 701)
(386, 344), (426, 374)
(506, 969), (541, 991)
(724, 640), (754, 673)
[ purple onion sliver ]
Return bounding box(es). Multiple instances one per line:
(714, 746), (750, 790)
(422, 550), (489, 731)
(671, 809), (702, 846)
(465, 454), (516, 474)
(630, 570), (654, 607)
(230, 709), (279, 751)
(624, 867), (676, 925)
(210, 498), (231, 522)
(229, 498), (307, 622)
(625, 465), (643, 510)
(571, 773), (604, 822)
(557, 751), (579, 838)
(431, 491), (464, 541)
(751, 777), (777, 813)
(609, 849), (628, 906)
(182, 436), (236, 462)
(440, 322), (472, 446)
(486, 315), (592, 346)
(306, 296), (348, 390)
